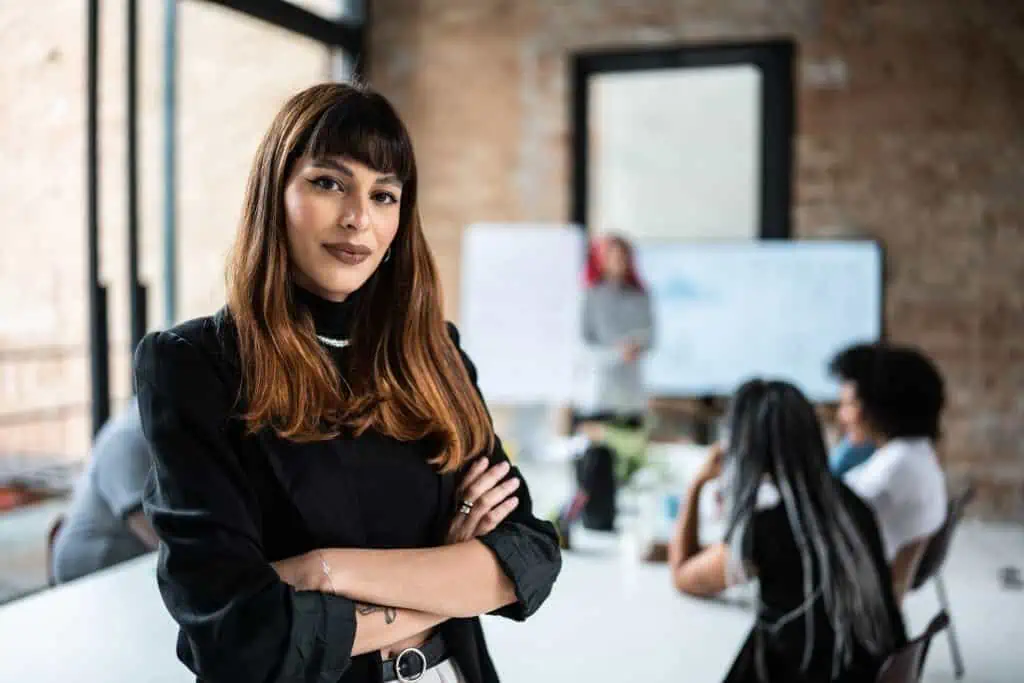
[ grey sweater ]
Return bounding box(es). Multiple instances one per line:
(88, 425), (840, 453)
(52, 399), (152, 583)
(574, 283), (654, 415)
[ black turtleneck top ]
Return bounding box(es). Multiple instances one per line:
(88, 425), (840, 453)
(293, 284), (352, 339)
(133, 288), (561, 683)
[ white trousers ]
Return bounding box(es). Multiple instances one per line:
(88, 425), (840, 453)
(417, 658), (466, 683)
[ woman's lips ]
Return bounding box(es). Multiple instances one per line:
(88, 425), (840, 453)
(323, 243), (371, 265)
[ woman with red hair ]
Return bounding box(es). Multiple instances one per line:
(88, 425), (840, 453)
(555, 234), (654, 547)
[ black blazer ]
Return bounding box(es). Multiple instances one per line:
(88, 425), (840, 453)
(134, 311), (561, 683)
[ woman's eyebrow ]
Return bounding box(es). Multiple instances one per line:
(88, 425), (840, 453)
(310, 158), (402, 188)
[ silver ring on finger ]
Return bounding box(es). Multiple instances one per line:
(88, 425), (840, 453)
(458, 500), (473, 515)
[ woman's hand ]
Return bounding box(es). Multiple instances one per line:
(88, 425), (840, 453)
(578, 421), (606, 442)
(446, 458), (521, 544)
(620, 341), (642, 363)
(694, 442), (725, 485)
(272, 551), (327, 592)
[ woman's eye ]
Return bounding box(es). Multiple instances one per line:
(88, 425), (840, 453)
(373, 191), (399, 205)
(310, 176), (342, 192)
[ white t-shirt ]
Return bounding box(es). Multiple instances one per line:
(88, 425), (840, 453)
(844, 437), (947, 561)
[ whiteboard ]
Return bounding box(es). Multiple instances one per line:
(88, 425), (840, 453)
(636, 241), (883, 402)
(460, 224), (586, 404)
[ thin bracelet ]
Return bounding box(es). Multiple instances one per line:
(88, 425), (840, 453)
(317, 550), (337, 592)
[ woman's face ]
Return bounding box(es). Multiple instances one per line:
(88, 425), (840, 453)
(602, 241), (628, 282)
(284, 155), (403, 301)
(837, 381), (869, 443)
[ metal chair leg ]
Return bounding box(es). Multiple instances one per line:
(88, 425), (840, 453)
(935, 575), (965, 679)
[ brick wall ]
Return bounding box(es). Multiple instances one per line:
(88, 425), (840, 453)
(366, 0), (1024, 519)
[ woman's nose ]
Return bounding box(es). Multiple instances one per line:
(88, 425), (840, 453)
(340, 195), (370, 231)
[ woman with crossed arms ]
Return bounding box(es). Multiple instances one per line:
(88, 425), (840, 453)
(136, 83), (561, 683)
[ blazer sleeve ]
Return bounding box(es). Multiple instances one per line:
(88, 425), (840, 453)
(446, 323), (562, 621)
(134, 330), (357, 683)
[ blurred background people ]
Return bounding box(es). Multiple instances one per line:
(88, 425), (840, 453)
(669, 380), (906, 683)
(555, 234), (654, 546)
(828, 344), (878, 477)
(839, 344), (948, 602)
(51, 398), (158, 584)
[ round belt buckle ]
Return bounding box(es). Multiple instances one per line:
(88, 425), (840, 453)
(395, 646), (427, 682)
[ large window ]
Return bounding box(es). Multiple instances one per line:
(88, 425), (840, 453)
(589, 65), (761, 241)
(0, 1), (332, 469)
(572, 41), (795, 241)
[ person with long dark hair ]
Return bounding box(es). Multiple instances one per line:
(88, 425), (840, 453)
(669, 380), (906, 682)
(134, 83), (560, 683)
(555, 234), (654, 545)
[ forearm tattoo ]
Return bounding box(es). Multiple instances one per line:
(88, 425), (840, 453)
(356, 603), (397, 624)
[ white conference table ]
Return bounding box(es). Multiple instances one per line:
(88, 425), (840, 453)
(0, 554), (186, 682)
(0, 545), (751, 682)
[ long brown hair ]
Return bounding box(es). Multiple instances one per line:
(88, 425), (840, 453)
(226, 82), (493, 472)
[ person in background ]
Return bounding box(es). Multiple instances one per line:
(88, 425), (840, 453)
(840, 344), (948, 602)
(555, 234), (654, 546)
(51, 397), (159, 583)
(670, 380), (906, 683)
(135, 83), (559, 683)
(828, 344), (878, 476)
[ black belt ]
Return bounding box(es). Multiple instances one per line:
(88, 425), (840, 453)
(381, 632), (449, 682)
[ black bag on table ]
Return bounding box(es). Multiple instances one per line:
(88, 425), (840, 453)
(574, 443), (616, 532)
